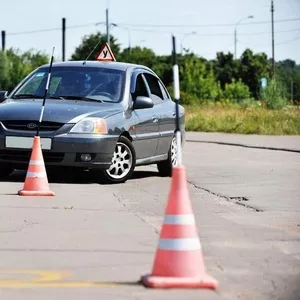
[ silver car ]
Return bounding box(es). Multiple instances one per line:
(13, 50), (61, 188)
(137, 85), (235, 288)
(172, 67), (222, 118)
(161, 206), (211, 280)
(0, 60), (185, 183)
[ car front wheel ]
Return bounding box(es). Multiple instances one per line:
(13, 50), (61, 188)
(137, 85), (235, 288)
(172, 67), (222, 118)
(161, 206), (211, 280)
(97, 136), (136, 184)
(157, 135), (178, 177)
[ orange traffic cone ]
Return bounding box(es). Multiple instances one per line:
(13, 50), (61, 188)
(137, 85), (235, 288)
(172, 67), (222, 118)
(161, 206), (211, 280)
(18, 136), (55, 196)
(141, 165), (218, 289)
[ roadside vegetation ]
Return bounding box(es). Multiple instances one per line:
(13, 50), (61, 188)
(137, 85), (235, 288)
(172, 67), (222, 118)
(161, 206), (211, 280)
(0, 32), (299, 135)
(184, 103), (300, 135)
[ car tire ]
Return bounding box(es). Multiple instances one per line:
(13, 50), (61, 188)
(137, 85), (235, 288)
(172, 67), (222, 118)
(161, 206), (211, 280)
(157, 135), (178, 177)
(96, 136), (136, 184)
(0, 164), (14, 179)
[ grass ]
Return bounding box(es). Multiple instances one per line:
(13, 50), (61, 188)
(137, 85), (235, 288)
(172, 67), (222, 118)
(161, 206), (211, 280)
(184, 103), (300, 135)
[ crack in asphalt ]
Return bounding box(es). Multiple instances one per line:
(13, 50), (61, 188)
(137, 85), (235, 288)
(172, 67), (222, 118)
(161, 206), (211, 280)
(112, 192), (159, 235)
(188, 181), (264, 212)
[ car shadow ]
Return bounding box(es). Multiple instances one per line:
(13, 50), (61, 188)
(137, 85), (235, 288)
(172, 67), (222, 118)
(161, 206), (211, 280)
(0, 169), (162, 185)
(130, 170), (160, 180)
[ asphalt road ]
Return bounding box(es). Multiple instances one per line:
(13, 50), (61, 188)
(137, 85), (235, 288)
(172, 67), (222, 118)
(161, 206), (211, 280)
(0, 132), (299, 300)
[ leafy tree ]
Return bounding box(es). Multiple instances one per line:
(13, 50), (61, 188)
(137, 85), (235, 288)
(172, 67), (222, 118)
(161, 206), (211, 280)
(119, 46), (156, 67)
(212, 51), (240, 89)
(0, 51), (11, 90)
(292, 71), (300, 103)
(180, 54), (222, 102)
(276, 59), (300, 102)
(0, 48), (48, 92)
(1, 30), (299, 107)
(239, 49), (271, 98)
(70, 32), (121, 61)
(151, 55), (173, 87)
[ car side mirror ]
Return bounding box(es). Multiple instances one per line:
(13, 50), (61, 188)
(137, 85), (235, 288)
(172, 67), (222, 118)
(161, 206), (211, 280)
(0, 91), (8, 103)
(133, 96), (154, 109)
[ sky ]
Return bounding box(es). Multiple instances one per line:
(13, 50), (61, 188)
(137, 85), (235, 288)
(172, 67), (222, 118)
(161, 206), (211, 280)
(1, 0), (300, 63)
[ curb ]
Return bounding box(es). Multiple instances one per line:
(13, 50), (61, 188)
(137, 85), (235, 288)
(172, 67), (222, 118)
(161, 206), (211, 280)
(186, 139), (300, 153)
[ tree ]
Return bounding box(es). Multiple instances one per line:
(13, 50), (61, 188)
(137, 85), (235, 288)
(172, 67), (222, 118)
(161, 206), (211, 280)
(70, 32), (121, 61)
(150, 55), (172, 87)
(276, 59), (300, 102)
(0, 48), (48, 92)
(120, 47), (155, 64)
(239, 49), (271, 98)
(212, 52), (240, 89)
(180, 54), (222, 102)
(0, 51), (11, 90)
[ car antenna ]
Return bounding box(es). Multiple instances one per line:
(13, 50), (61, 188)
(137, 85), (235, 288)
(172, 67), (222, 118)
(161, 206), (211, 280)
(82, 39), (103, 65)
(36, 47), (55, 137)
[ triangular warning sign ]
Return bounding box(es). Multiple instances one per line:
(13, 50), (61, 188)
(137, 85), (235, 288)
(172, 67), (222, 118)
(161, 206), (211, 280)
(96, 43), (116, 61)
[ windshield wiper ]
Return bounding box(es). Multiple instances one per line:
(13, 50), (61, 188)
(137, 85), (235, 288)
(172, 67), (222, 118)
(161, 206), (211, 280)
(13, 94), (43, 99)
(55, 95), (103, 102)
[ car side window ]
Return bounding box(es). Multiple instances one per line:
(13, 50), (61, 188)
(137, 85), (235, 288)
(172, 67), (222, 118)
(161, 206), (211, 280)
(143, 73), (164, 105)
(158, 80), (170, 100)
(132, 74), (149, 100)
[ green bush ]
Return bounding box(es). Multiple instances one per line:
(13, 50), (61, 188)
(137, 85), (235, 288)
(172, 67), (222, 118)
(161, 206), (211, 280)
(260, 76), (288, 109)
(167, 86), (202, 105)
(223, 78), (251, 102)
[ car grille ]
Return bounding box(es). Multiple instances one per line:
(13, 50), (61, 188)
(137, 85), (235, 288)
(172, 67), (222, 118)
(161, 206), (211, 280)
(2, 120), (63, 132)
(0, 150), (64, 163)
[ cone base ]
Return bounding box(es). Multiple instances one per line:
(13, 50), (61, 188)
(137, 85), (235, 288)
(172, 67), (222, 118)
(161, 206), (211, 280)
(18, 190), (55, 196)
(141, 273), (218, 289)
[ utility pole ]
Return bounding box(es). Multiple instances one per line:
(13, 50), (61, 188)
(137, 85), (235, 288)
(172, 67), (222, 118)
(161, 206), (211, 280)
(106, 8), (110, 44)
(234, 28), (237, 59)
(62, 18), (66, 61)
(271, 0), (275, 78)
(1, 30), (5, 51)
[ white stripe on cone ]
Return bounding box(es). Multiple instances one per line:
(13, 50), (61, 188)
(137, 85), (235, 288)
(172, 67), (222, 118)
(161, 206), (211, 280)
(163, 214), (195, 225)
(26, 171), (47, 178)
(29, 160), (44, 166)
(158, 238), (201, 251)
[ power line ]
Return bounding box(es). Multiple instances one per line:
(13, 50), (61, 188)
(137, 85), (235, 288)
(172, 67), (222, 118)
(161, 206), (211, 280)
(239, 34), (300, 47)
(6, 22), (97, 36)
(5, 17), (300, 36)
(276, 34), (300, 45)
(6, 25), (300, 38)
(130, 27), (300, 36)
(117, 17), (300, 28)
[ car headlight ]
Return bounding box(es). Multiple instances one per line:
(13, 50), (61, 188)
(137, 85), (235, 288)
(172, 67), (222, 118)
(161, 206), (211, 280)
(70, 117), (108, 134)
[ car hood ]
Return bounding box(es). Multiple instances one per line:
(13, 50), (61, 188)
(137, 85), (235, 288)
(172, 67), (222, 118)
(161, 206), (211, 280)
(0, 99), (123, 123)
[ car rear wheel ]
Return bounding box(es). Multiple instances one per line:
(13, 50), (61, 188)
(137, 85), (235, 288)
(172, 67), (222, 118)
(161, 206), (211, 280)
(0, 164), (14, 179)
(98, 136), (136, 184)
(157, 135), (178, 177)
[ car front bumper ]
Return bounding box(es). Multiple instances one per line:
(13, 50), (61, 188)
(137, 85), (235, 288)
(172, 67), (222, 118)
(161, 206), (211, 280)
(0, 130), (118, 170)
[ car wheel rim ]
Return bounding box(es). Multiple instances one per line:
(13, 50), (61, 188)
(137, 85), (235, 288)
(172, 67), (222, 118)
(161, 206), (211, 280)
(106, 142), (133, 180)
(171, 137), (177, 166)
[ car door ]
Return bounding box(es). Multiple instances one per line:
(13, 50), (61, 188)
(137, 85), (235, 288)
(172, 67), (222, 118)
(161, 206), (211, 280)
(131, 72), (159, 160)
(142, 72), (175, 156)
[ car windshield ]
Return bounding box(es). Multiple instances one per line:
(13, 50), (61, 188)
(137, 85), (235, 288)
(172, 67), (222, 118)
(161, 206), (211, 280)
(12, 66), (125, 103)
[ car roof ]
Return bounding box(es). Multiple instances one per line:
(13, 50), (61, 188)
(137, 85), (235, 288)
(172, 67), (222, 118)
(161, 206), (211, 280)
(39, 60), (154, 73)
